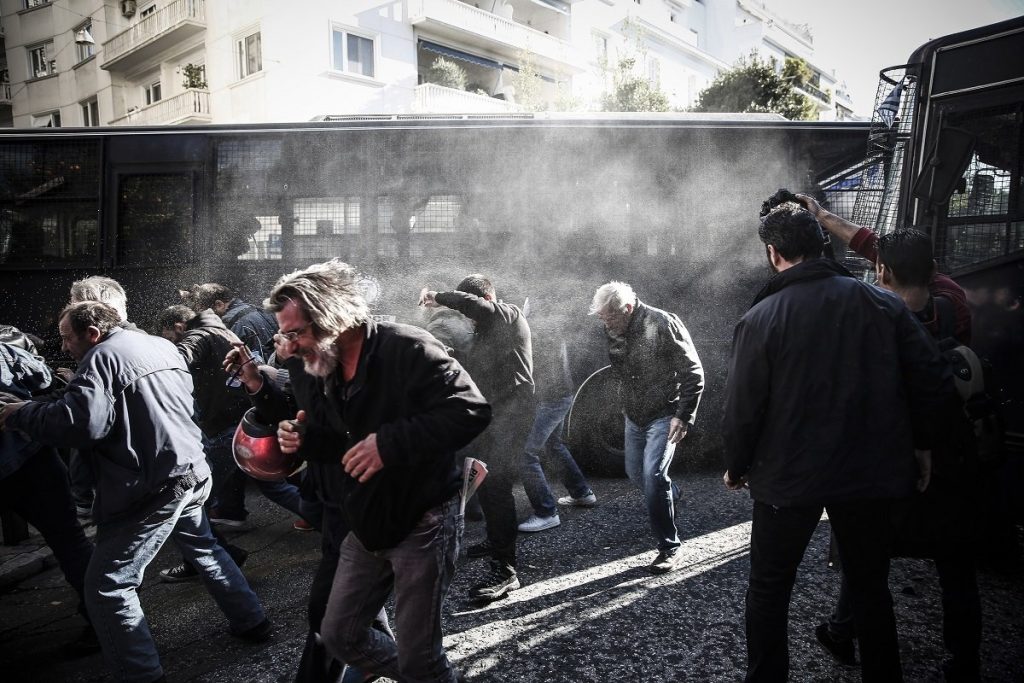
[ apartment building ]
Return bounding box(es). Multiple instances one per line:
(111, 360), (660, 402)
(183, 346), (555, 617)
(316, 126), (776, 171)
(0, 0), (855, 128)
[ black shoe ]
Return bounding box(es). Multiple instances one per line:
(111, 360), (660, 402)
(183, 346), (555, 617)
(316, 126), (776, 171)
(228, 545), (248, 568)
(814, 622), (856, 666)
(649, 547), (682, 574)
(159, 562), (198, 583)
(236, 618), (273, 643)
(469, 562), (520, 602)
(62, 625), (101, 658)
(465, 539), (497, 559)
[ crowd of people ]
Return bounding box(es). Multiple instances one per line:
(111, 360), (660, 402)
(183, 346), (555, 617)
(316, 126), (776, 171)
(0, 191), (995, 683)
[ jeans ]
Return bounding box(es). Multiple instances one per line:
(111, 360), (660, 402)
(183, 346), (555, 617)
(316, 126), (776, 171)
(321, 497), (463, 683)
(623, 415), (679, 552)
(521, 395), (592, 518)
(86, 476), (266, 683)
(746, 499), (902, 683)
(0, 448), (93, 619)
(206, 428), (304, 519)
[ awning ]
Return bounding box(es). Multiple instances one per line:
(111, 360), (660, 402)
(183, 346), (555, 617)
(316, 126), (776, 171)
(419, 40), (502, 71)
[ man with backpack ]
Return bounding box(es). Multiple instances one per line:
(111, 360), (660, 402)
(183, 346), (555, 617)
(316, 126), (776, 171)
(799, 195), (982, 681)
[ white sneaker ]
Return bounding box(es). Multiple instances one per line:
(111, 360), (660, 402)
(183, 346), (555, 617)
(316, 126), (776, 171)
(557, 493), (597, 508)
(517, 514), (561, 533)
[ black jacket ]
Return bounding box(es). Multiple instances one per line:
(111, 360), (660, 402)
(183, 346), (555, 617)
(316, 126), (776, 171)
(250, 320), (490, 550)
(434, 291), (534, 406)
(722, 259), (954, 507)
(609, 301), (704, 427)
(177, 309), (250, 437)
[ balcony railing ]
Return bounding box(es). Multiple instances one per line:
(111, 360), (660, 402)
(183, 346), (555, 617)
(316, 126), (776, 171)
(410, 0), (583, 72)
(110, 88), (210, 126)
(101, 0), (206, 70)
(796, 80), (830, 104)
(0, 82), (11, 106)
(413, 83), (519, 113)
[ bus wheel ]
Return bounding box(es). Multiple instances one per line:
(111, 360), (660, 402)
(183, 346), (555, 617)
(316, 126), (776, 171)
(566, 366), (625, 477)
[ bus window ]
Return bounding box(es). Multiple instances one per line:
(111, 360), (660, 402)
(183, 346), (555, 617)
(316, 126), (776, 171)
(0, 203), (99, 267)
(116, 173), (194, 267)
(234, 215), (281, 261)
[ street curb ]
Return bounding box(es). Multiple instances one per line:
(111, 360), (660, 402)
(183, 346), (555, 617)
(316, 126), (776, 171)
(0, 544), (56, 591)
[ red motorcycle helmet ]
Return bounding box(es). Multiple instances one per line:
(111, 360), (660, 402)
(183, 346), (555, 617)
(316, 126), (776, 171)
(232, 408), (304, 481)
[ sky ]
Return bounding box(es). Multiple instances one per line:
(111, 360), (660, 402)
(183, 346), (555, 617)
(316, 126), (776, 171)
(763, 0), (1024, 116)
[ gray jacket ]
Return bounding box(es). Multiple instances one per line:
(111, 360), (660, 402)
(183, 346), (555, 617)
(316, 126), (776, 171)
(8, 327), (209, 523)
(608, 300), (705, 428)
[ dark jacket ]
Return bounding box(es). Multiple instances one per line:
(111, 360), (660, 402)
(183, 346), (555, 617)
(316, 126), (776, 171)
(0, 343), (51, 480)
(609, 300), (704, 427)
(250, 320), (490, 551)
(434, 291), (534, 406)
(177, 309), (251, 437)
(223, 298), (278, 360)
(722, 258), (953, 507)
(8, 327), (209, 523)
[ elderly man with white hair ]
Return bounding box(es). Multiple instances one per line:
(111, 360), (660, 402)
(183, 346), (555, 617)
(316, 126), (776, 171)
(591, 281), (704, 574)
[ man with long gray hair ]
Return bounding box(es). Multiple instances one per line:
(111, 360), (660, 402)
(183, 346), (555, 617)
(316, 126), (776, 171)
(591, 281), (704, 574)
(228, 259), (490, 683)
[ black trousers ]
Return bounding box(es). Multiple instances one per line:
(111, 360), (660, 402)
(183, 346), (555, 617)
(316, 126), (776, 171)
(474, 392), (533, 569)
(746, 499), (902, 683)
(0, 448), (93, 620)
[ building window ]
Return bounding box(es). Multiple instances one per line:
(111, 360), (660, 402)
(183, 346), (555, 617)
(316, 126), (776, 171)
(31, 111), (61, 127)
(139, 3), (156, 18)
(144, 81), (162, 105)
(331, 27), (375, 78)
(81, 99), (100, 126)
(236, 30), (262, 79)
(75, 21), (95, 63)
(592, 32), (608, 64)
(28, 42), (56, 79)
(24, 0), (51, 8)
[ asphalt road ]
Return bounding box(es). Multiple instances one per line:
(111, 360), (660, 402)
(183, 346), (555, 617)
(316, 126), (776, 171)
(1, 472), (1022, 682)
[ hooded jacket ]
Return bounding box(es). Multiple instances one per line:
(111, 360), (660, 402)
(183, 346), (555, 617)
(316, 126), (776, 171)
(722, 258), (953, 507)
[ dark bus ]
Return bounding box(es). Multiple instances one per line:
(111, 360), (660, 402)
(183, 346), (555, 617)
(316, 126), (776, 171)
(0, 113), (873, 471)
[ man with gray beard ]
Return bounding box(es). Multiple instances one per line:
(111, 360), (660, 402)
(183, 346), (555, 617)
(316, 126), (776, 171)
(228, 259), (489, 683)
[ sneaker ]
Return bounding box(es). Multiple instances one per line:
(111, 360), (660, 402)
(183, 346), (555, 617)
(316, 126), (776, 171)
(235, 618), (273, 643)
(517, 514), (560, 533)
(159, 562), (199, 583)
(649, 547), (682, 574)
(814, 623), (856, 666)
(465, 539), (498, 559)
(557, 492), (597, 507)
(293, 518), (315, 531)
(75, 503), (93, 521)
(469, 562), (520, 602)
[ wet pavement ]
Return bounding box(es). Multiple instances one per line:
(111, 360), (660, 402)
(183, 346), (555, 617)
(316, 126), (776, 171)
(1, 472), (1022, 682)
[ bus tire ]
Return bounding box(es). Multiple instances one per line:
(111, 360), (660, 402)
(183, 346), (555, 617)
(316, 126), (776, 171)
(566, 366), (626, 477)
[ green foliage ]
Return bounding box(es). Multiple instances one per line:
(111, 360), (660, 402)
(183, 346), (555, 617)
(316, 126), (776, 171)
(600, 57), (670, 113)
(692, 52), (816, 121)
(782, 56), (812, 87)
(181, 63), (207, 90)
(426, 57), (467, 90)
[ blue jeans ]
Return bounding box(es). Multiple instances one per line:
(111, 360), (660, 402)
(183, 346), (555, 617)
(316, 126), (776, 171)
(623, 415), (679, 552)
(521, 395), (592, 517)
(321, 497), (463, 683)
(85, 476), (266, 683)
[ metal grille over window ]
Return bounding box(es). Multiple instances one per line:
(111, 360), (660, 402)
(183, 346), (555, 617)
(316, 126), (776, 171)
(116, 174), (193, 267)
(0, 141), (101, 268)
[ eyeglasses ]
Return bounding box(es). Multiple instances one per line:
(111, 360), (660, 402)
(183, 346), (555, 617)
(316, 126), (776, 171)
(276, 321), (313, 343)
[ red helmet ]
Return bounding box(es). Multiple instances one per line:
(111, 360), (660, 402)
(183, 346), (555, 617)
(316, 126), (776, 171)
(232, 408), (304, 481)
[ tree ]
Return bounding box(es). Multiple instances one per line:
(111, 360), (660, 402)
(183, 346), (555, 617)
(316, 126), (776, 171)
(692, 53), (816, 121)
(426, 57), (467, 90)
(600, 57), (670, 112)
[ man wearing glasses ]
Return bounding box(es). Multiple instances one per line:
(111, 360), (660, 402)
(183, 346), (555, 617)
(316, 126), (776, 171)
(227, 259), (489, 683)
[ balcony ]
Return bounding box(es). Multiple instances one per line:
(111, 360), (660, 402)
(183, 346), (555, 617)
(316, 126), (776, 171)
(101, 0), (206, 71)
(409, 0), (585, 75)
(110, 88), (210, 126)
(795, 81), (832, 113)
(0, 82), (10, 106)
(413, 83), (519, 114)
